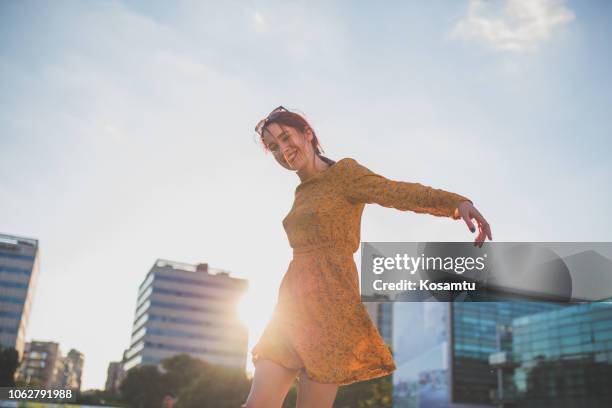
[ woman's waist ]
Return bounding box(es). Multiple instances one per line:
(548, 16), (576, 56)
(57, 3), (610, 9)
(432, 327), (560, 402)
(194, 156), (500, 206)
(291, 242), (355, 258)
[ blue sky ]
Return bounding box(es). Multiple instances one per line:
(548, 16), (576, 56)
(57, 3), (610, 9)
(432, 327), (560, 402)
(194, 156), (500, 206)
(1, 0), (611, 390)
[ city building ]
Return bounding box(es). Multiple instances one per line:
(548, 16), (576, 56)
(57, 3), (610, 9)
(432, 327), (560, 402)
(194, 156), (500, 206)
(105, 350), (128, 393)
(451, 302), (561, 405)
(18, 341), (63, 388)
(57, 349), (84, 390)
(392, 245), (612, 407)
(362, 294), (393, 346)
(123, 259), (248, 372)
(392, 301), (563, 408)
(490, 301), (612, 407)
(105, 362), (124, 393)
(18, 341), (84, 390)
(0, 233), (40, 358)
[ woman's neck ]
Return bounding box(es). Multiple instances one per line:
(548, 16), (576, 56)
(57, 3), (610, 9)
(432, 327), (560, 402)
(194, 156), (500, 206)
(297, 154), (330, 183)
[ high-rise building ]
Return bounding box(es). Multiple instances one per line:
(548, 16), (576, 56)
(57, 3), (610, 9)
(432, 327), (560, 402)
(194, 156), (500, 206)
(0, 233), (40, 358)
(18, 341), (63, 388)
(123, 259), (248, 372)
(105, 362), (124, 393)
(18, 342), (84, 390)
(57, 349), (84, 390)
(490, 300), (612, 407)
(392, 301), (563, 408)
(451, 301), (561, 405)
(105, 349), (128, 394)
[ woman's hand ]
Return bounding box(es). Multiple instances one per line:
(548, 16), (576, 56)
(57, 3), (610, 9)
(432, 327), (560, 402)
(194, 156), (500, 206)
(456, 201), (492, 248)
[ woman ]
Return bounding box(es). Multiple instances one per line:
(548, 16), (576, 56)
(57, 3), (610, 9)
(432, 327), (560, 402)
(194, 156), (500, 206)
(243, 106), (492, 408)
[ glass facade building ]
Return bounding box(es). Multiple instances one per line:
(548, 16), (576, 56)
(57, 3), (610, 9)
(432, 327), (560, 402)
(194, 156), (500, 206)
(0, 233), (39, 358)
(123, 259), (248, 372)
(451, 302), (562, 405)
(394, 300), (612, 407)
(393, 301), (563, 408)
(491, 301), (612, 407)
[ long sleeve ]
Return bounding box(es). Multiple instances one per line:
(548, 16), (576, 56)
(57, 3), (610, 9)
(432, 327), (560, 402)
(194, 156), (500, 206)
(343, 158), (471, 219)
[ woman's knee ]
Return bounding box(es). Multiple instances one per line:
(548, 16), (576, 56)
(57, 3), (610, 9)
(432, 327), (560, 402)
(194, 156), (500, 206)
(243, 359), (299, 408)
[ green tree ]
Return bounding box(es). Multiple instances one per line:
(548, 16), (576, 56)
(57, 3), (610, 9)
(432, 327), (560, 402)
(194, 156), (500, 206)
(159, 353), (210, 395)
(0, 345), (19, 386)
(333, 375), (393, 408)
(120, 364), (168, 408)
(175, 364), (251, 408)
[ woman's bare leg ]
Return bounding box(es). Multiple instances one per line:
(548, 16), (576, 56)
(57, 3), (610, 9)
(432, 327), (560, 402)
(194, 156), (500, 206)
(296, 369), (339, 408)
(243, 359), (300, 408)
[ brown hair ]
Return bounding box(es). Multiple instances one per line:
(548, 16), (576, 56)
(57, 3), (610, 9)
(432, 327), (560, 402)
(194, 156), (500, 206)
(256, 109), (335, 166)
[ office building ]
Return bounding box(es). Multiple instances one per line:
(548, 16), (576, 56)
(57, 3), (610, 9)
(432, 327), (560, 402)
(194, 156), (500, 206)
(105, 361), (124, 393)
(451, 302), (561, 405)
(123, 259), (248, 372)
(0, 233), (40, 358)
(57, 349), (84, 390)
(18, 341), (84, 390)
(490, 300), (612, 407)
(18, 341), (63, 388)
(393, 301), (563, 408)
(105, 350), (128, 393)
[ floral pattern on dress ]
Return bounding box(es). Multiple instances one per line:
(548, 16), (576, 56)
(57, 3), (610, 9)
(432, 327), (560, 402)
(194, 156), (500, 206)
(251, 157), (470, 385)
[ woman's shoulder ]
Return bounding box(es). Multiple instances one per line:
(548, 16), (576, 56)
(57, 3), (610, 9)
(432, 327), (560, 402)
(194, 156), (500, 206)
(335, 157), (370, 173)
(328, 158), (370, 181)
(335, 157), (359, 167)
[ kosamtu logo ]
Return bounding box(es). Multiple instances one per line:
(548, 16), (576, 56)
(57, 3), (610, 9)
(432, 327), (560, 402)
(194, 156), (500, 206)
(372, 253), (487, 275)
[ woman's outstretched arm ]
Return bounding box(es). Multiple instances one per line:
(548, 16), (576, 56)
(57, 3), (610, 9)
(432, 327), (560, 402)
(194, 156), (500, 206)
(343, 158), (492, 246)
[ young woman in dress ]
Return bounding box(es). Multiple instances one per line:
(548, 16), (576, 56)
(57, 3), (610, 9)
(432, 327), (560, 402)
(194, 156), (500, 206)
(243, 106), (492, 408)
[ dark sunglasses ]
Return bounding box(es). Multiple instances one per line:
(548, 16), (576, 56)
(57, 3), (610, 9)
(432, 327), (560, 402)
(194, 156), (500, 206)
(255, 106), (289, 136)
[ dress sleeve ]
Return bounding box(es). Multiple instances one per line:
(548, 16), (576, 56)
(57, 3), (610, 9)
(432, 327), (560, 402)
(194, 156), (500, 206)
(343, 158), (471, 219)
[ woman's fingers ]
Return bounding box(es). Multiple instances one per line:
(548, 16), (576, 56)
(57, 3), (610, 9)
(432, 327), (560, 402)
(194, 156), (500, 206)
(474, 224), (486, 247)
(484, 222), (492, 241)
(474, 211), (492, 241)
(460, 209), (476, 233)
(459, 203), (492, 245)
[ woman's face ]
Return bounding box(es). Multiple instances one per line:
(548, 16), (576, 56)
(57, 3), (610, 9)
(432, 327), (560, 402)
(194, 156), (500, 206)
(261, 122), (314, 171)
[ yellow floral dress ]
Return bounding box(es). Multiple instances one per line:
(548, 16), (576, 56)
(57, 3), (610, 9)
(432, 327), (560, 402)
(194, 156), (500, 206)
(250, 157), (470, 385)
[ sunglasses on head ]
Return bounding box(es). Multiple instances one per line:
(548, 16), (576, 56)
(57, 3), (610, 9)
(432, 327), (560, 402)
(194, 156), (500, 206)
(255, 106), (289, 136)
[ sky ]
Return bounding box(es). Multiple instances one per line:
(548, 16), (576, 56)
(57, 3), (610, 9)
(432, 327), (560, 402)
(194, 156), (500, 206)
(1, 0), (611, 390)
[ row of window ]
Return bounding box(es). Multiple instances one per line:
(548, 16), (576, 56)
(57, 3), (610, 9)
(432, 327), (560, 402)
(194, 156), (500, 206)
(516, 346), (612, 361)
(144, 341), (244, 357)
(152, 287), (229, 302)
(0, 281), (28, 289)
(148, 313), (237, 329)
(149, 300), (223, 313)
(0, 310), (22, 318)
(0, 253), (35, 261)
(155, 274), (240, 291)
(131, 313), (239, 338)
(0, 266), (32, 276)
(0, 326), (18, 334)
(0, 295), (26, 304)
(514, 308), (612, 328)
(146, 327), (229, 342)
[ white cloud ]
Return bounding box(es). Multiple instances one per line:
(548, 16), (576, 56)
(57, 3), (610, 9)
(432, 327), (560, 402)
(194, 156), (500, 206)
(452, 0), (575, 52)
